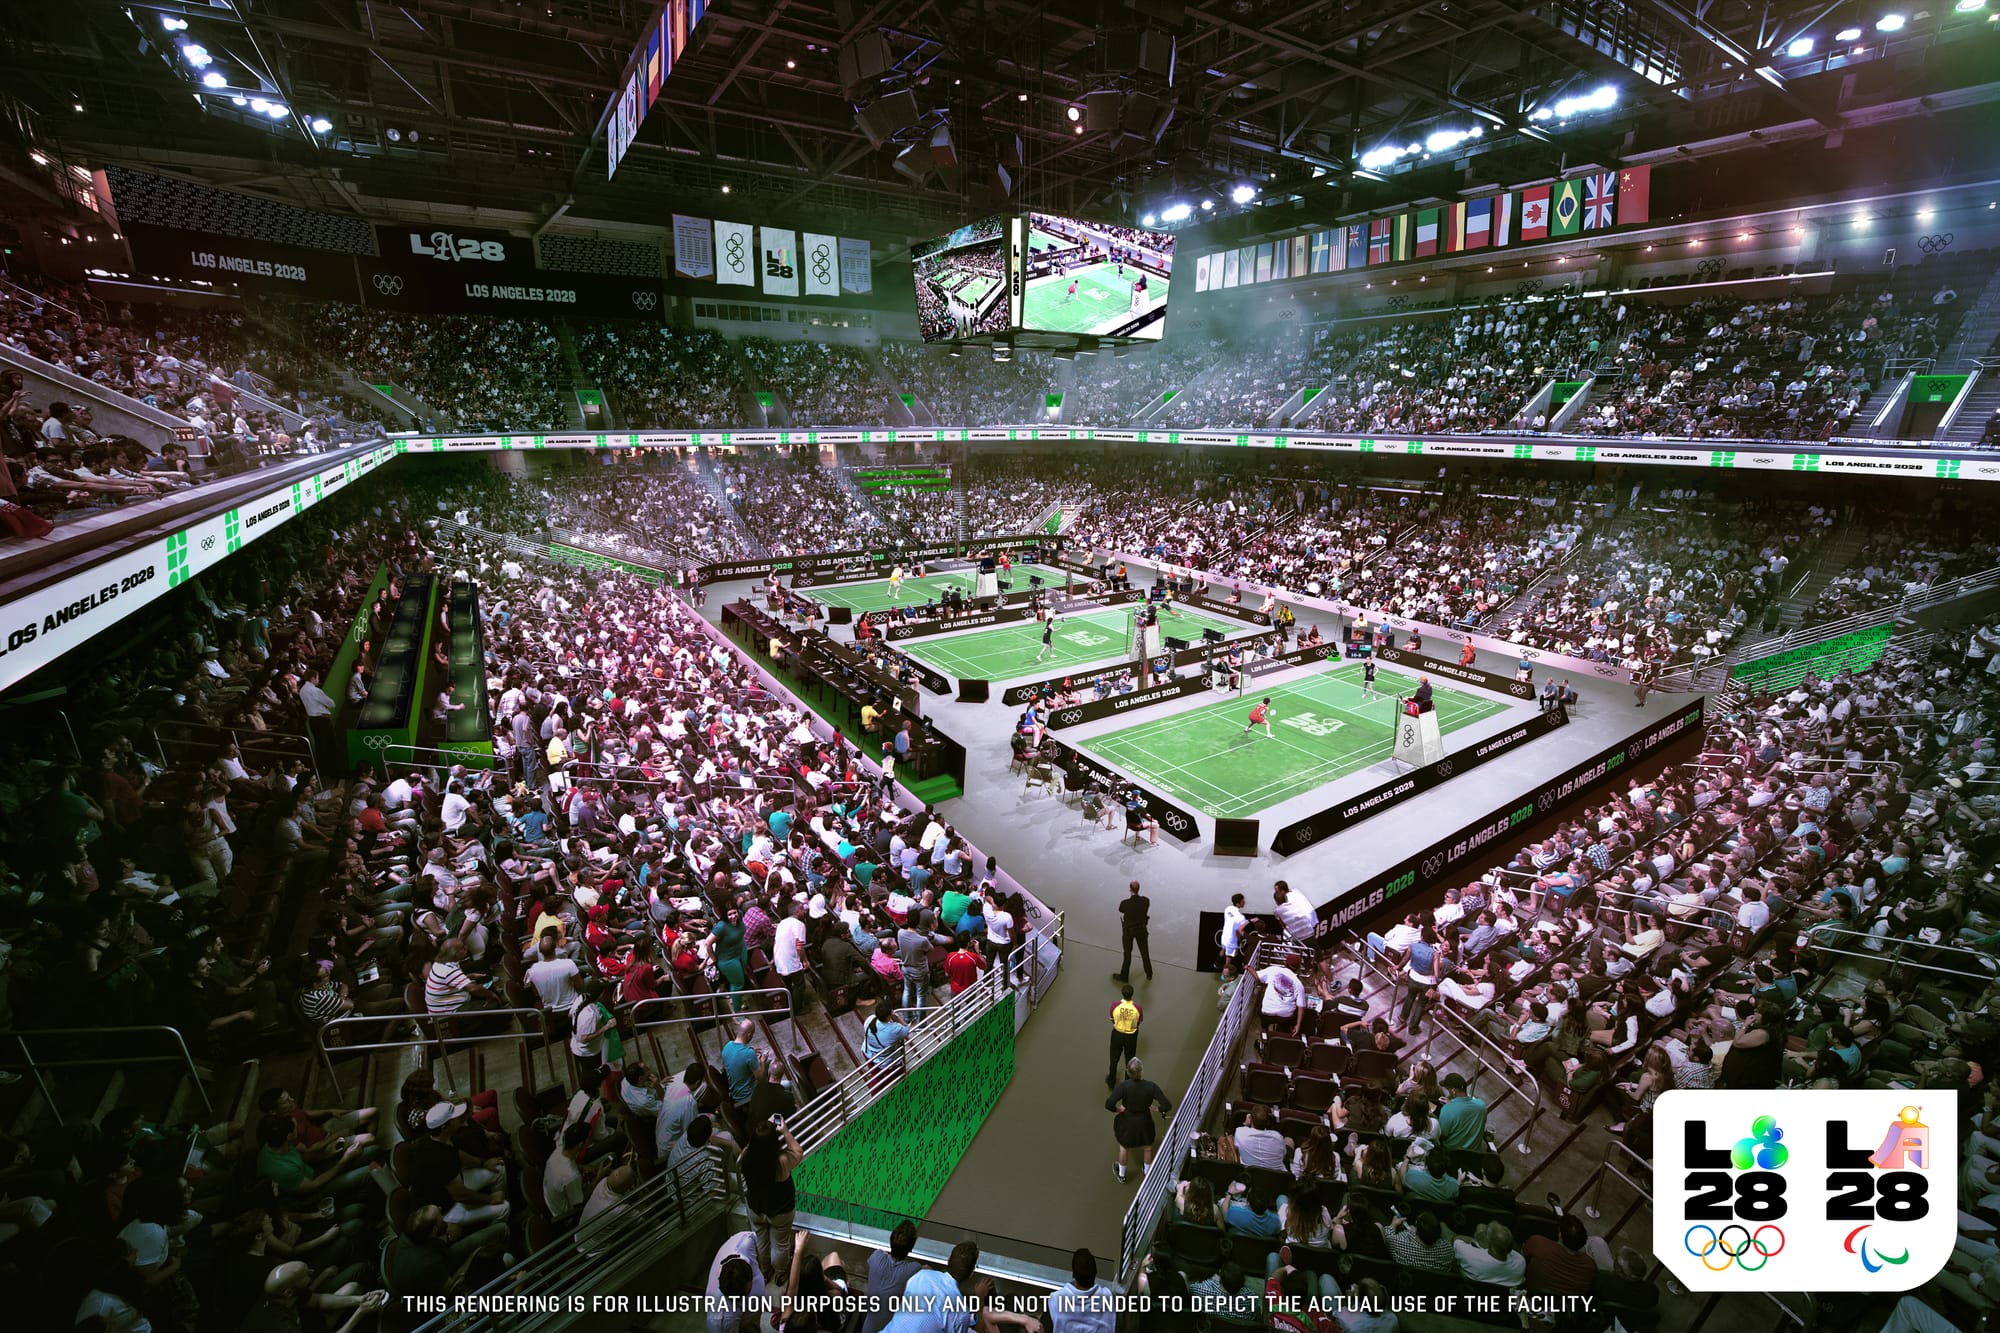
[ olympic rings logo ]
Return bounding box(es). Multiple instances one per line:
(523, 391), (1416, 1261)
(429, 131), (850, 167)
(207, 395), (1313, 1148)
(1685, 1224), (1784, 1271)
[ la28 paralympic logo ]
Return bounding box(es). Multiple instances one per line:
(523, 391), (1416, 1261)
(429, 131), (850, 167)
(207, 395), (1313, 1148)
(1655, 1090), (1955, 1291)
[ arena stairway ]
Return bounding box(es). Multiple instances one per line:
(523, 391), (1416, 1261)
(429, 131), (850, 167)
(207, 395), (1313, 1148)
(1937, 368), (1999, 444)
(696, 453), (768, 556)
(1739, 517), (1867, 643)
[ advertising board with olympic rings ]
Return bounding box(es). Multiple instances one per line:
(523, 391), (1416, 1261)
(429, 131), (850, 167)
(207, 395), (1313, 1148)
(1654, 1090), (1957, 1292)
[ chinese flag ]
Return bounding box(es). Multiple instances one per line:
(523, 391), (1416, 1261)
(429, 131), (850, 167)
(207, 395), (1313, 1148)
(1617, 165), (1652, 225)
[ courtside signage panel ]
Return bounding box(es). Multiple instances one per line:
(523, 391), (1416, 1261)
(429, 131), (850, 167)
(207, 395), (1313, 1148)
(0, 444), (396, 692)
(1655, 1090), (1955, 1293)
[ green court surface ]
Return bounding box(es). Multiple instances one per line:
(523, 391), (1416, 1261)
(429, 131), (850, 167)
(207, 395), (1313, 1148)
(901, 604), (1246, 681)
(806, 563), (1074, 617)
(1081, 663), (1515, 818)
(1023, 261), (1170, 337)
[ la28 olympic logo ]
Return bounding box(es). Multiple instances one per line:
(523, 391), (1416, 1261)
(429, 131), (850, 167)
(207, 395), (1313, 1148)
(1654, 1090), (1954, 1293)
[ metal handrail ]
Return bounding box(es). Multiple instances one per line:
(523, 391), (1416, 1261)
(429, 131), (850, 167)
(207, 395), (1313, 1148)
(1807, 925), (1996, 958)
(1796, 938), (1997, 979)
(0, 1026), (212, 1124)
(629, 989), (793, 1033)
(1119, 935), (1264, 1285)
(1415, 1003), (1549, 1155)
(416, 1143), (734, 1333)
(154, 718), (317, 778)
(313, 1005), (556, 1097)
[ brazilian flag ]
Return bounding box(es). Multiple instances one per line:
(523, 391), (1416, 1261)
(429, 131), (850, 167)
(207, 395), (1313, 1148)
(1551, 178), (1584, 237)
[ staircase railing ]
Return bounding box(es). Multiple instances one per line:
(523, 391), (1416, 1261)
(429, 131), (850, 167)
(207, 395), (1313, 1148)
(1714, 562), (2000, 668)
(0, 1025), (212, 1124)
(153, 719), (318, 780)
(416, 1144), (736, 1333)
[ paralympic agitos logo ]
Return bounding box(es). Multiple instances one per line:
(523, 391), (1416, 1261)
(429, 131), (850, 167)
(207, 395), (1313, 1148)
(1654, 1090), (1955, 1292)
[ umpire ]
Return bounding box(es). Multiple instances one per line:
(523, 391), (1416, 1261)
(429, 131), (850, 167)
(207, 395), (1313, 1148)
(1117, 880), (1153, 983)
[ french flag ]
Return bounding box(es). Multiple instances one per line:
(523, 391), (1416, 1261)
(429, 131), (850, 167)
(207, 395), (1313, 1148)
(1465, 197), (1492, 250)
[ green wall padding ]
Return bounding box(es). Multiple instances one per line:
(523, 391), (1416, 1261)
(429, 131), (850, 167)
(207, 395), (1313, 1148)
(791, 998), (1015, 1229)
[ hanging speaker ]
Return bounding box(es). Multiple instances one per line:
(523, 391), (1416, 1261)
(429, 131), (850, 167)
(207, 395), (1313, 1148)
(856, 90), (920, 148)
(990, 162), (1013, 201)
(1085, 90), (1122, 134)
(929, 123), (960, 189)
(837, 32), (892, 90)
(892, 142), (930, 183)
(1120, 91), (1159, 137)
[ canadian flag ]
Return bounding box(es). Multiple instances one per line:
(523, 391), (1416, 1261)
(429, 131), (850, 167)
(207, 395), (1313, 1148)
(1519, 184), (1551, 241)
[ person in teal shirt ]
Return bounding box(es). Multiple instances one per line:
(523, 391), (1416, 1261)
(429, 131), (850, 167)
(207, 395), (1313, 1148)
(710, 907), (750, 1007)
(853, 859), (876, 891)
(769, 809), (793, 840)
(1400, 1144), (1461, 1201)
(721, 1021), (763, 1107)
(1434, 1073), (1488, 1151)
(938, 887), (973, 934)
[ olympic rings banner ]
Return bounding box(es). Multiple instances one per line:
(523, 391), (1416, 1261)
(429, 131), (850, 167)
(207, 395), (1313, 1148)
(1655, 1089), (1956, 1292)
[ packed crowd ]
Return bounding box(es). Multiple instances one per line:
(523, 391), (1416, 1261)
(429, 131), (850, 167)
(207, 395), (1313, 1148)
(574, 325), (747, 430)
(1573, 289), (1951, 440)
(1497, 496), (1834, 668)
(1304, 298), (1612, 436)
(722, 453), (886, 556)
(1808, 509), (2000, 623)
(1158, 325), (1367, 429)
(738, 338), (895, 427)
(1067, 337), (1226, 427)
(876, 343), (1055, 425)
(2, 457), (1066, 1331)
(295, 305), (569, 431)
(533, 459), (756, 566)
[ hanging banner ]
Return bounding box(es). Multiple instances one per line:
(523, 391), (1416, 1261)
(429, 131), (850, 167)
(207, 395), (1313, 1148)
(759, 226), (800, 297)
(357, 259), (664, 319)
(715, 220), (755, 286)
(673, 214), (715, 280)
(375, 223), (520, 266)
(839, 237), (873, 294)
(122, 223), (358, 301)
(801, 232), (839, 297)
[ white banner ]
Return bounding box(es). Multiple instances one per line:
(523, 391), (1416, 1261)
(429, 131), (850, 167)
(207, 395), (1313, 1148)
(801, 232), (838, 297)
(759, 226), (799, 297)
(839, 237), (872, 294)
(714, 220), (755, 286)
(672, 214), (714, 280)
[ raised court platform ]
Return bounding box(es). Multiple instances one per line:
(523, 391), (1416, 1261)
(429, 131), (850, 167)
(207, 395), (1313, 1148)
(801, 562), (1073, 616)
(1076, 661), (1515, 818)
(900, 604), (1247, 682)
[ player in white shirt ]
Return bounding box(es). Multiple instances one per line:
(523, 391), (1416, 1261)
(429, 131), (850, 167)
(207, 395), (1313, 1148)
(1271, 882), (1316, 942)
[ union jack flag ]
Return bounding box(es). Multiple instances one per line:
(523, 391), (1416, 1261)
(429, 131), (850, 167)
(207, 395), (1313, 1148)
(1582, 171), (1618, 230)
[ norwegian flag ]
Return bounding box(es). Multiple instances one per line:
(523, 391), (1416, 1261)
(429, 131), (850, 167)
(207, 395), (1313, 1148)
(1582, 171), (1618, 230)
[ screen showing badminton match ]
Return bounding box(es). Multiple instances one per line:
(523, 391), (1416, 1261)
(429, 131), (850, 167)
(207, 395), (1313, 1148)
(1018, 213), (1174, 341)
(911, 216), (1012, 343)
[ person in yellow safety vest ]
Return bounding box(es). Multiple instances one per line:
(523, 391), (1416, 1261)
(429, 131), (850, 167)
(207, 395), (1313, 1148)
(1108, 983), (1143, 1088)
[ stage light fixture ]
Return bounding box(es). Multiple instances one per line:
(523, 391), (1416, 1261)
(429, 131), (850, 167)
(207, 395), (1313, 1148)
(1875, 15), (1905, 31)
(1230, 184), (1256, 204)
(1786, 37), (1816, 56)
(231, 95), (247, 106)
(181, 43), (212, 67)
(1159, 202), (1192, 223)
(1066, 105), (1081, 121)
(310, 116), (332, 133)
(1835, 26), (1863, 37)
(201, 71), (226, 88)
(1200, 198), (1213, 210)
(161, 15), (188, 30)
(266, 103), (289, 119)
(1141, 213), (1157, 226)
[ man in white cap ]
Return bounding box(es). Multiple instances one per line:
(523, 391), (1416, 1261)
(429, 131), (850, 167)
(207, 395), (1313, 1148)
(407, 1102), (510, 1227)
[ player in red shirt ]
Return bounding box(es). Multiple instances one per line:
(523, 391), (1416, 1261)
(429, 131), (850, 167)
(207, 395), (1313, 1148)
(1244, 696), (1274, 738)
(1460, 640), (1477, 667)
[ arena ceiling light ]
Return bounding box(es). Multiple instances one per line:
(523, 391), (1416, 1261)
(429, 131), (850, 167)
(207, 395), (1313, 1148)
(1957, 0), (1988, 11)
(201, 70), (227, 88)
(1785, 37), (1816, 56)
(265, 102), (289, 119)
(1230, 184), (1256, 204)
(1158, 202), (1192, 223)
(181, 42), (213, 68)
(1875, 13), (1906, 30)
(1550, 85), (1619, 120)
(1200, 198), (1214, 210)
(1140, 212), (1158, 226)
(1066, 105), (1081, 122)
(160, 15), (188, 31)
(1424, 126), (1483, 153)
(309, 116), (333, 133)
(1835, 25), (1863, 37)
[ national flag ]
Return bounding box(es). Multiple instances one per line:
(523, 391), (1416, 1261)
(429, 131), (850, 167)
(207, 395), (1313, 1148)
(1519, 185), (1551, 241)
(1492, 192), (1514, 247)
(1465, 196), (1493, 249)
(1367, 218), (1391, 265)
(1239, 245), (1257, 283)
(1254, 243), (1273, 283)
(1444, 202), (1467, 254)
(1326, 229), (1346, 273)
(1582, 171), (1617, 230)
(1551, 177), (1584, 237)
(1346, 225), (1368, 270)
(646, 25), (664, 105)
(1391, 212), (1412, 262)
(1309, 230), (1331, 273)
(1194, 254), (1212, 293)
(1617, 164), (1652, 225)
(1414, 207), (1439, 258)
(1290, 234), (1309, 278)
(1223, 250), (1240, 287)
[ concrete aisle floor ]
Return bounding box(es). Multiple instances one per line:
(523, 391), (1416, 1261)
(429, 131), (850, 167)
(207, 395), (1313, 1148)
(925, 934), (1218, 1265)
